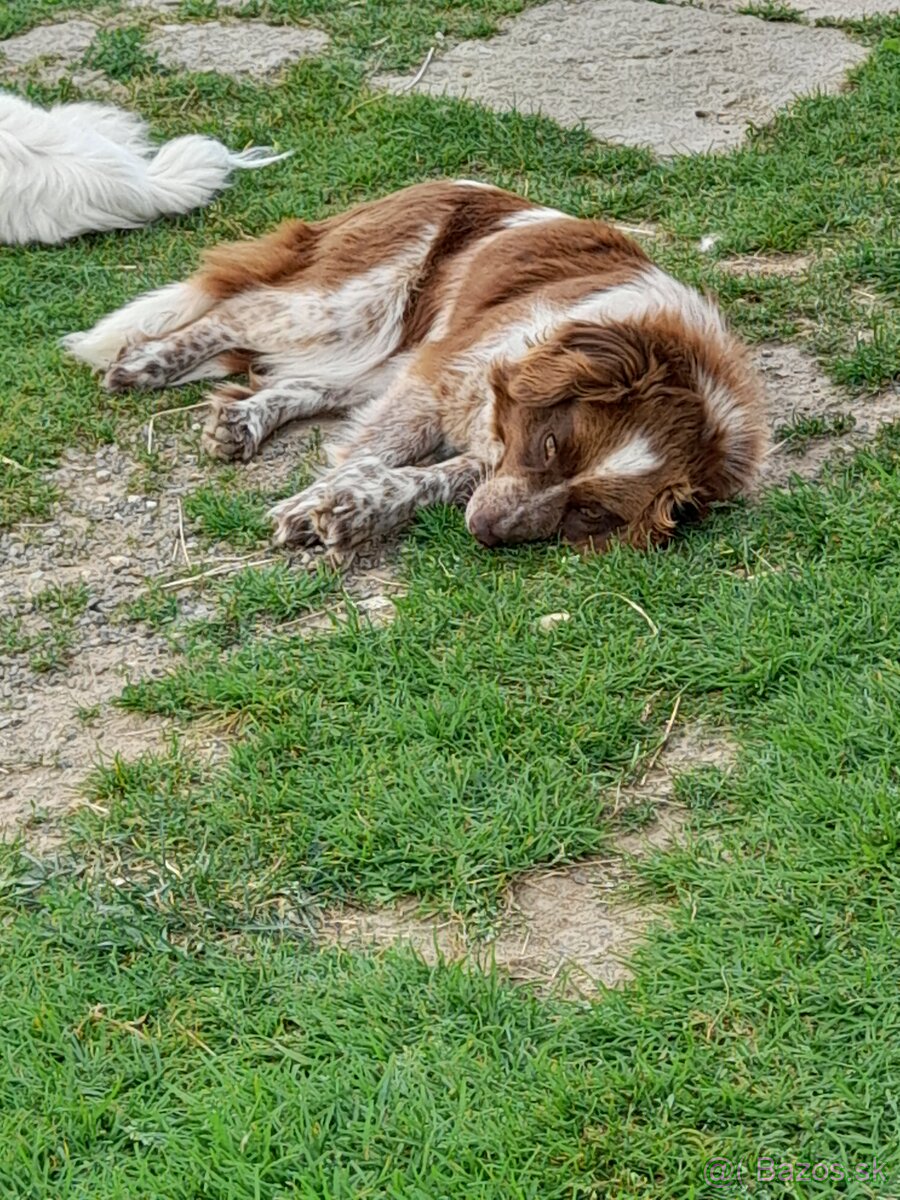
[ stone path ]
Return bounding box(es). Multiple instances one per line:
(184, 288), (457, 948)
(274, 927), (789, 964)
(3, 0), (897, 149)
(675, 0), (896, 19)
(149, 21), (328, 78)
(0, 14), (328, 84)
(377, 0), (869, 156)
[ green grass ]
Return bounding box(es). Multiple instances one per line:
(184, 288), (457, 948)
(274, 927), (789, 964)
(78, 433), (900, 930)
(774, 411), (857, 452)
(5, 435), (900, 1194)
(82, 26), (166, 82)
(183, 485), (276, 549)
(0, 0), (118, 38)
(3, 0), (900, 1195)
(182, 455), (317, 549)
(175, 0), (537, 71)
(737, 1), (804, 22)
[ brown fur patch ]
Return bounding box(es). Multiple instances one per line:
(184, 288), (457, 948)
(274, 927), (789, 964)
(198, 219), (322, 300)
(399, 188), (537, 348)
(197, 182), (533, 306)
(423, 221), (649, 363)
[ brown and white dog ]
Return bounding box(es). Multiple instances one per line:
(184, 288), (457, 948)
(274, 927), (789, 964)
(64, 181), (767, 554)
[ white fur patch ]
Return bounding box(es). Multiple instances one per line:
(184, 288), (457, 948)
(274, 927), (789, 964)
(570, 265), (725, 339)
(62, 281), (214, 369)
(501, 206), (570, 228)
(227, 230), (438, 390)
(460, 300), (563, 372)
(698, 369), (746, 438)
(593, 433), (660, 477)
(0, 91), (286, 247)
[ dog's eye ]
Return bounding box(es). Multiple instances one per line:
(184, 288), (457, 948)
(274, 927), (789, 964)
(544, 433), (557, 462)
(578, 504), (606, 520)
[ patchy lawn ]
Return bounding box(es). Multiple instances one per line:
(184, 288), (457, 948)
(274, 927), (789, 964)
(2, 1), (900, 1197)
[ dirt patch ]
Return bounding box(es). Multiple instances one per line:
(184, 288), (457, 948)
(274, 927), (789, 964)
(717, 252), (813, 278)
(148, 21), (328, 78)
(322, 725), (736, 998)
(755, 344), (900, 486)
(1, 699), (171, 851)
(0, 410), (333, 843)
(374, 0), (866, 156)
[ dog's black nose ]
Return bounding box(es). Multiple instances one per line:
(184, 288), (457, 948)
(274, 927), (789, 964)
(467, 511), (500, 547)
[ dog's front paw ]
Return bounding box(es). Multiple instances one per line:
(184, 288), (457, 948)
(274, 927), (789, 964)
(270, 459), (401, 554)
(201, 387), (262, 462)
(269, 485), (328, 548)
(304, 486), (381, 552)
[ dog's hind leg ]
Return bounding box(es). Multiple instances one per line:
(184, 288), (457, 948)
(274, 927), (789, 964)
(102, 316), (238, 392)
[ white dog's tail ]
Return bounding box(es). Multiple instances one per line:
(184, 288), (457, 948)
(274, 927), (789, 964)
(61, 280), (216, 370)
(144, 135), (290, 217)
(61, 135), (291, 368)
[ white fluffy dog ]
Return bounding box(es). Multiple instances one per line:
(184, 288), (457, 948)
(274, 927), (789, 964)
(0, 90), (289, 245)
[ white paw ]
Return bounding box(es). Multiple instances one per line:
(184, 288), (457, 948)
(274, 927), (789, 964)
(201, 389), (263, 462)
(269, 459), (400, 553)
(269, 485), (328, 548)
(102, 341), (168, 392)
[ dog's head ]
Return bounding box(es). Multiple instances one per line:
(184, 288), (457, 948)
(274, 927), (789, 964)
(465, 320), (765, 552)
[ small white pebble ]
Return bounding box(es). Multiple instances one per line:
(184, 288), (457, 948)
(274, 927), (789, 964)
(145, 500), (158, 511)
(94, 468), (111, 483)
(698, 234), (720, 253)
(108, 555), (130, 570)
(538, 611), (571, 632)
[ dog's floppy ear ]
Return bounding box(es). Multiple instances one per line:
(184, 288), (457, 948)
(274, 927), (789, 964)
(498, 322), (670, 409)
(626, 483), (704, 549)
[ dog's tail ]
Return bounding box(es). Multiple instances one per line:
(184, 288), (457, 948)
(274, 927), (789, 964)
(61, 280), (217, 370)
(143, 135), (291, 217)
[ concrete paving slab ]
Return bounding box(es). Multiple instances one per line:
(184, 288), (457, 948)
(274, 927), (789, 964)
(0, 19), (98, 69)
(375, 0), (868, 156)
(149, 21), (329, 78)
(673, 0), (900, 22)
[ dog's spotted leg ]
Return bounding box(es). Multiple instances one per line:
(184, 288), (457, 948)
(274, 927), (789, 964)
(103, 317), (236, 392)
(269, 455), (484, 552)
(201, 379), (347, 462)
